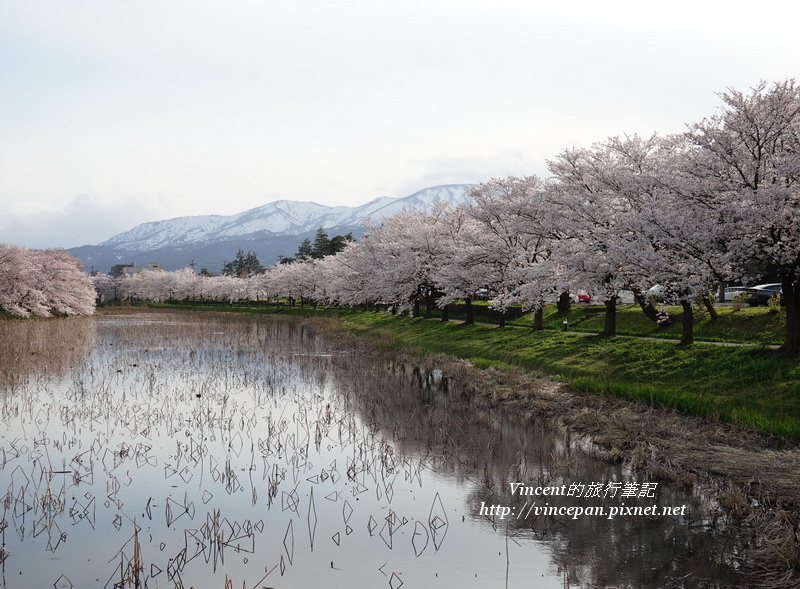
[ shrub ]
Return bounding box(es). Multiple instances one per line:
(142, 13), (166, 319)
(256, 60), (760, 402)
(768, 293), (782, 313)
(732, 293), (749, 312)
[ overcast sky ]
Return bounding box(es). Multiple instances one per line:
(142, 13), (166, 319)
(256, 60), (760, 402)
(2, 0), (798, 249)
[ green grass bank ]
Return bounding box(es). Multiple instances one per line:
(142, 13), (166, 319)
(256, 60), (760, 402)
(133, 301), (800, 439)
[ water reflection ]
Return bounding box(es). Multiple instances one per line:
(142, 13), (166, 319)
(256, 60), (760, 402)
(0, 316), (94, 386)
(342, 359), (745, 588)
(0, 310), (745, 588)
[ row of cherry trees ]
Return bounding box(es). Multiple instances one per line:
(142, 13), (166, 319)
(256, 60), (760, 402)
(0, 244), (96, 317)
(93, 81), (800, 356)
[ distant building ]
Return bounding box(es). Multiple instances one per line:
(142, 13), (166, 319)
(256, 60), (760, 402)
(110, 263), (167, 278)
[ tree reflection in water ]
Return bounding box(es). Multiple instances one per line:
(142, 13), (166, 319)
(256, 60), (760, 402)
(339, 356), (746, 588)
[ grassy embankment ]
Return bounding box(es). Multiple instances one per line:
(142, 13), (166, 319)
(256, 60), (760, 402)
(134, 301), (800, 439)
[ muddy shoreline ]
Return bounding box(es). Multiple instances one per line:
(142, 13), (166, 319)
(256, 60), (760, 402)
(308, 316), (800, 588)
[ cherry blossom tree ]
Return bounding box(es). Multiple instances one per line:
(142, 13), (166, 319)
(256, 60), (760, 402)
(549, 134), (726, 343)
(428, 204), (487, 324)
(463, 177), (559, 328)
(316, 240), (372, 308)
(623, 133), (742, 344)
(170, 268), (205, 302)
(548, 143), (651, 337)
(682, 80), (800, 355)
(34, 249), (97, 315)
(92, 273), (118, 304)
(0, 245), (95, 317)
(0, 244), (46, 316)
(135, 267), (175, 302)
(344, 207), (452, 317)
(268, 259), (324, 306)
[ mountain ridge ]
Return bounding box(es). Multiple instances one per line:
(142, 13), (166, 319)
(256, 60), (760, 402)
(71, 184), (476, 272)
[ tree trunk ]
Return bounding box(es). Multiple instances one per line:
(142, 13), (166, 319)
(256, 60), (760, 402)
(413, 298), (420, 318)
(556, 292), (571, 312)
(600, 299), (616, 337)
(779, 277), (800, 358)
(702, 293), (718, 321)
(532, 307), (544, 331)
(632, 287), (661, 323)
(440, 304), (449, 322)
(680, 300), (694, 345)
(424, 292), (433, 319)
(498, 311), (506, 328)
(463, 298), (474, 325)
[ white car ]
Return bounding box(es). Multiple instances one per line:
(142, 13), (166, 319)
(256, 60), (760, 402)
(646, 285), (664, 302)
(617, 290), (635, 305)
(723, 286), (748, 300)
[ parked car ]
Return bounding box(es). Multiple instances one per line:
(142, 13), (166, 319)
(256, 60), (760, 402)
(720, 286), (749, 304)
(724, 286), (748, 298)
(745, 283), (782, 307)
(566, 291), (592, 303)
(646, 285), (664, 302)
(617, 290), (636, 305)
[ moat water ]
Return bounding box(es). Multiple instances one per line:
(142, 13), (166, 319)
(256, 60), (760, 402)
(0, 310), (745, 587)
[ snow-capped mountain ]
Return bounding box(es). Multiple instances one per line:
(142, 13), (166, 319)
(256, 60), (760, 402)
(100, 185), (472, 252)
(71, 184), (476, 272)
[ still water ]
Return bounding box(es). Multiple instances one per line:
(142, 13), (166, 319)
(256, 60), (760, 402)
(0, 310), (744, 588)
